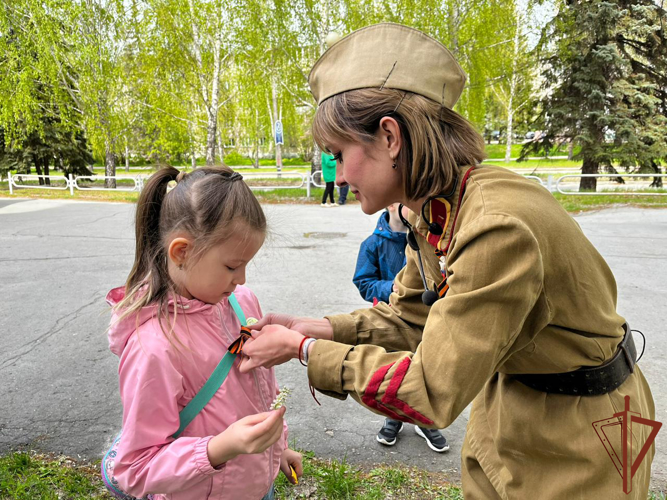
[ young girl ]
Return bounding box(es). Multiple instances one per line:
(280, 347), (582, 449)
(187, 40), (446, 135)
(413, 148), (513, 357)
(106, 165), (302, 500)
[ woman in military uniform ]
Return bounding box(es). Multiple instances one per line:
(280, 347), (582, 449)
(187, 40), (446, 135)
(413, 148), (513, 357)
(240, 23), (656, 499)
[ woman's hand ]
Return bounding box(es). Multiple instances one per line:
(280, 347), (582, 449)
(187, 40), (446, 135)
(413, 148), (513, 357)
(280, 448), (303, 485)
(207, 406), (286, 468)
(238, 325), (303, 373)
(248, 313), (334, 340)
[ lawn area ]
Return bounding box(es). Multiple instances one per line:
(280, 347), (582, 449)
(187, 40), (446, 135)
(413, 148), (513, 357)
(483, 142), (574, 159)
(0, 450), (463, 500)
(2, 180), (666, 213)
(1, 451), (664, 499)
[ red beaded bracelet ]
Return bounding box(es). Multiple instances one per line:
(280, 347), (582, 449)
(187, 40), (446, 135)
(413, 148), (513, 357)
(298, 335), (311, 367)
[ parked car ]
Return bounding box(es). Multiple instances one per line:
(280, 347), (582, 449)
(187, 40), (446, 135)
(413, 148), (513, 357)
(525, 131), (536, 140)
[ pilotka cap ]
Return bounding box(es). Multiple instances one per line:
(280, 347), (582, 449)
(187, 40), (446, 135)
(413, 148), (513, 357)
(308, 23), (467, 108)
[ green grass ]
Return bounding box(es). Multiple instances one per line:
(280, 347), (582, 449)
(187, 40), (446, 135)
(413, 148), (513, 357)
(273, 450), (462, 500)
(0, 451), (462, 500)
(553, 192), (667, 212)
(3, 181), (665, 213)
(483, 158), (583, 169)
(483, 143), (574, 159)
(7, 450), (661, 500)
(0, 452), (112, 499)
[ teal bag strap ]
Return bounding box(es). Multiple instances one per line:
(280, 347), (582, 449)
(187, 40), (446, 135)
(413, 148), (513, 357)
(228, 293), (247, 326)
(173, 292), (246, 438)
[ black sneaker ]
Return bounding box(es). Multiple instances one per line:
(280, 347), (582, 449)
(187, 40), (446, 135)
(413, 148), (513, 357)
(376, 419), (403, 446)
(415, 426), (449, 453)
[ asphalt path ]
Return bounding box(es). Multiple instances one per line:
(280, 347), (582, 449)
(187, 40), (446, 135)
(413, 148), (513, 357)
(0, 198), (665, 491)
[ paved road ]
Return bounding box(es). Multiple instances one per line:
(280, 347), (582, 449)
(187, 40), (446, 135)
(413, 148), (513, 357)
(0, 198), (665, 490)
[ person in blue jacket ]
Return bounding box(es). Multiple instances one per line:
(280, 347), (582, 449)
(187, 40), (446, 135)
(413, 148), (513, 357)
(353, 204), (449, 453)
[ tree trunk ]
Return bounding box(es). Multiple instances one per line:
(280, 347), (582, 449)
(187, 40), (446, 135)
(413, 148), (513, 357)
(567, 141), (574, 161)
(35, 158), (44, 186)
(191, 149), (197, 171)
(205, 110), (217, 166)
(125, 143), (130, 172)
(504, 107), (514, 162)
(105, 144), (116, 189)
(189, 1), (221, 167)
(206, 32), (222, 166)
(505, 16), (521, 163)
(649, 161), (663, 188)
(44, 160), (51, 186)
(580, 155), (598, 191)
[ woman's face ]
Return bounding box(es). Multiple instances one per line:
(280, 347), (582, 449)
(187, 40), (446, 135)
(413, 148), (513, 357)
(327, 132), (403, 214)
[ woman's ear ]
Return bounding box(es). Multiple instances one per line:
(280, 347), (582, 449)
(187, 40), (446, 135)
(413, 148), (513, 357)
(168, 237), (192, 268)
(378, 116), (402, 160)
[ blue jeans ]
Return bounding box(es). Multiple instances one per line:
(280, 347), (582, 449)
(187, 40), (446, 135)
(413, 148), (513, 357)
(338, 184), (349, 204)
(261, 484), (275, 500)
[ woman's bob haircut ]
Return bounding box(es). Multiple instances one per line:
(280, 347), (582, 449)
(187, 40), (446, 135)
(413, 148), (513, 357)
(312, 88), (487, 200)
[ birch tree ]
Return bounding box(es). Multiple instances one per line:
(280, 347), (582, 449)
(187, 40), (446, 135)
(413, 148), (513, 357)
(491, 1), (534, 161)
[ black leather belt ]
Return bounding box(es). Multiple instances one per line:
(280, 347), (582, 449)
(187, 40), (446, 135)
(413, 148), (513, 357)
(514, 323), (636, 396)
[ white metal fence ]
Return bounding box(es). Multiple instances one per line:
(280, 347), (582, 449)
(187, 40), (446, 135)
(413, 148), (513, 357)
(3, 170), (666, 199)
(555, 173), (667, 196)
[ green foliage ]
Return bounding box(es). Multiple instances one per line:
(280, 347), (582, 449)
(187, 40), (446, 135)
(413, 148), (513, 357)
(0, 119), (93, 177)
(525, 0), (667, 189)
(2, 0), (531, 172)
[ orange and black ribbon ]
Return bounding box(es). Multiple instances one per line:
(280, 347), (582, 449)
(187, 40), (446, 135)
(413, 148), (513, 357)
(228, 326), (252, 354)
(425, 166), (477, 299)
(436, 277), (450, 298)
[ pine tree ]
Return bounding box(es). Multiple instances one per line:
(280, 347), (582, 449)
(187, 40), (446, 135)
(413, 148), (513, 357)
(525, 0), (667, 191)
(0, 117), (94, 183)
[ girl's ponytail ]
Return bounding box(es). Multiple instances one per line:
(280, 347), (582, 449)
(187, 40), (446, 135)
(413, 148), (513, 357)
(118, 166), (180, 316)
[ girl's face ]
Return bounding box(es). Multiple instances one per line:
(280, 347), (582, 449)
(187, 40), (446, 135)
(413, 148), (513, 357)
(327, 132), (403, 215)
(169, 229), (264, 304)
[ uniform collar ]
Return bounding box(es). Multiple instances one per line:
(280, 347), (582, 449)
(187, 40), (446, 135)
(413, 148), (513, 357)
(415, 166), (475, 255)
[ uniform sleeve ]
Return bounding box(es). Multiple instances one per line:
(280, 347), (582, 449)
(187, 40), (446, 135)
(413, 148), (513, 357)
(310, 215), (544, 428)
(327, 230), (434, 352)
(352, 238), (393, 303)
(114, 336), (219, 497)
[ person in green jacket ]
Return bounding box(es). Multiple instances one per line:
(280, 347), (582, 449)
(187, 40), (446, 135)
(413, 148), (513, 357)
(321, 151), (338, 207)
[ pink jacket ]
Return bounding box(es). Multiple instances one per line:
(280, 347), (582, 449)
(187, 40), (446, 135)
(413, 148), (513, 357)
(106, 285), (287, 500)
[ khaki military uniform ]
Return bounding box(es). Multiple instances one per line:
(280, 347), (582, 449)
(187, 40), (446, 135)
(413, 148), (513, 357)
(307, 165), (655, 499)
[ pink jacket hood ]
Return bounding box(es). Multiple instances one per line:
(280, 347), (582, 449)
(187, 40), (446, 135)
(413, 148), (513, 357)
(106, 286), (218, 357)
(106, 285), (286, 500)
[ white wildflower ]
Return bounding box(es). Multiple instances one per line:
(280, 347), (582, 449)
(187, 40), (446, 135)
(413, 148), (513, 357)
(271, 387), (292, 410)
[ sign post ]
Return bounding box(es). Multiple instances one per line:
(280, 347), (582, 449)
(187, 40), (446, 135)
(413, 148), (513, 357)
(274, 120), (283, 175)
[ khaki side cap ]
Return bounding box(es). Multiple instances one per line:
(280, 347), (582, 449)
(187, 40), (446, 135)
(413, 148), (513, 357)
(308, 23), (467, 108)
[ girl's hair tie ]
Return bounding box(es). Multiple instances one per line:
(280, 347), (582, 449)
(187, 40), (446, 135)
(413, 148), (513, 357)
(228, 172), (243, 182)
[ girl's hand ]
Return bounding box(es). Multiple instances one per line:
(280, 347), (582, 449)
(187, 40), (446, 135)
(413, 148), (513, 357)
(238, 325), (303, 373)
(248, 313), (334, 340)
(280, 448), (303, 485)
(207, 407), (286, 468)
